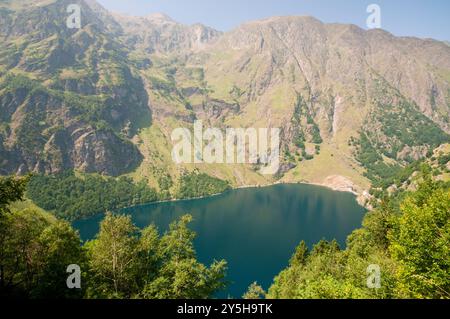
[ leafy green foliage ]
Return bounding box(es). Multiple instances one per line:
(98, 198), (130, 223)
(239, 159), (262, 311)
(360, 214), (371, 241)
(86, 213), (227, 299)
(0, 210), (85, 298)
(389, 178), (450, 298)
(291, 94), (322, 160)
(289, 241), (309, 267)
(354, 94), (449, 186)
(86, 213), (140, 298)
(0, 175), (29, 216)
(438, 153), (450, 166)
(149, 75), (178, 96)
(292, 95), (306, 149)
(0, 176), (84, 298)
(243, 282), (266, 299)
(177, 170), (230, 199)
(373, 100), (448, 155)
(268, 176), (450, 299)
(352, 92), (449, 188)
(0, 74), (38, 92)
(0, 178), (227, 299)
(268, 239), (375, 299)
(309, 119), (323, 144)
(27, 171), (158, 221)
(353, 132), (403, 188)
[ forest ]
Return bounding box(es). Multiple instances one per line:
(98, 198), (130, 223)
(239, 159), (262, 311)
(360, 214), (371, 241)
(177, 170), (231, 199)
(26, 171), (159, 221)
(25, 170), (232, 221)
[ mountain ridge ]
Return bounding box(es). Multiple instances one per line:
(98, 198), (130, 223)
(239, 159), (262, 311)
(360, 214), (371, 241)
(0, 0), (449, 197)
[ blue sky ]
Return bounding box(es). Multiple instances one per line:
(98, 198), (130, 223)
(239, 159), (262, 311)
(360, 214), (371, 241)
(97, 0), (450, 41)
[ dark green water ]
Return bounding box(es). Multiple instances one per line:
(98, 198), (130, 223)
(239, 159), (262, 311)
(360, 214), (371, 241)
(73, 183), (366, 298)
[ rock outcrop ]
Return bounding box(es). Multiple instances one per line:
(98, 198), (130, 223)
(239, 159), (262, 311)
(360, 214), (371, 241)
(1, 0), (449, 190)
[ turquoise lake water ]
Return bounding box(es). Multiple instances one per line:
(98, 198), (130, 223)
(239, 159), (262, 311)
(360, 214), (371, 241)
(73, 183), (366, 298)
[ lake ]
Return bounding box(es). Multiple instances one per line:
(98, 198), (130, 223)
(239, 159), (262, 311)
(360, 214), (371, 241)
(73, 183), (366, 298)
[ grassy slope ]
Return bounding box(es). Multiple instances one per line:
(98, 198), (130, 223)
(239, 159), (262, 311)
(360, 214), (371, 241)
(127, 51), (372, 194)
(282, 143), (370, 192)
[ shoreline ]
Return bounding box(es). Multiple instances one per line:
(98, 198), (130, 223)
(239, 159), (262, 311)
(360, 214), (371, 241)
(121, 179), (363, 210)
(73, 179), (369, 223)
(234, 180), (359, 195)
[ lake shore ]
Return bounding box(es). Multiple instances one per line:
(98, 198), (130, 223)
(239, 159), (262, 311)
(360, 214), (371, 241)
(73, 182), (367, 298)
(123, 177), (370, 211)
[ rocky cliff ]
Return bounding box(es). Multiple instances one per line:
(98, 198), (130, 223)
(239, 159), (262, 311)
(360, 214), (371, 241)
(0, 0), (449, 192)
(0, 0), (149, 176)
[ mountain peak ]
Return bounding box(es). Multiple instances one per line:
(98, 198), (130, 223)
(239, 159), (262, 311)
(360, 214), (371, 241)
(0, 0), (57, 9)
(146, 12), (173, 20)
(145, 12), (176, 24)
(242, 15), (323, 27)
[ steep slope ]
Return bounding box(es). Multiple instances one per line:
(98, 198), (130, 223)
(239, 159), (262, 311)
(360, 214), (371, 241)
(178, 16), (450, 191)
(1, 2), (449, 196)
(113, 13), (222, 54)
(124, 15), (449, 193)
(0, 0), (150, 176)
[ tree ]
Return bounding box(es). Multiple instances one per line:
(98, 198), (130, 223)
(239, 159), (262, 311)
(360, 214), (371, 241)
(389, 180), (450, 298)
(26, 172), (158, 221)
(289, 241), (309, 267)
(31, 220), (85, 298)
(177, 171), (230, 199)
(86, 213), (140, 298)
(143, 258), (227, 299)
(86, 213), (227, 299)
(1, 176), (85, 298)
(358, 198), (396, 251)
(243, 282), (266, 299)
(0, 208), (49, 297)
(310, 239), (340, 257)
(0, 176), (28, 216)
(158, 215), (196, 261)
(0, 209), (84, 298)
(141, 215), (227, 299)
(135, 225), (160, 287)
(268, 231), (397, 299)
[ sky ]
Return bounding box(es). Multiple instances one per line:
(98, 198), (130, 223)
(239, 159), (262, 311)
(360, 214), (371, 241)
(97, 0), (450, 41)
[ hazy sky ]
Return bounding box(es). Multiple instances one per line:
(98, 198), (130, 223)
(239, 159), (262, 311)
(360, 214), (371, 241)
(97, 0), (450, 41)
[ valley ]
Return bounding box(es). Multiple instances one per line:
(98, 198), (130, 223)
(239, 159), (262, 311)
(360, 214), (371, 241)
(0, 0), (449, 301)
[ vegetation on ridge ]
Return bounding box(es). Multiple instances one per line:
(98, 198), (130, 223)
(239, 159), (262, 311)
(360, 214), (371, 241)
(26, 170), (231, 221)
(0, 175), (227, 299)
(252, 171), (450, 299)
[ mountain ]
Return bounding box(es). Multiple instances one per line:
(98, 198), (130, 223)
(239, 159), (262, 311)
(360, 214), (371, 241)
(113, 12), (221, 54)
(0, 0), (449, 197)
(187, 16), (450, 190)
(0, 0), (150, 176)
